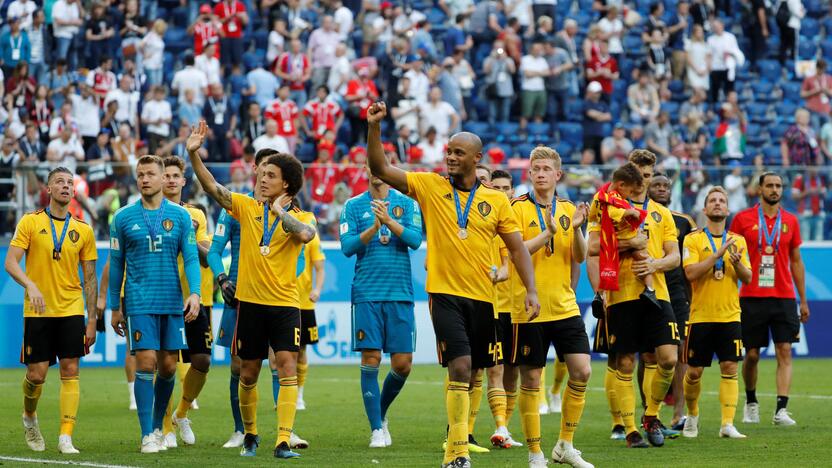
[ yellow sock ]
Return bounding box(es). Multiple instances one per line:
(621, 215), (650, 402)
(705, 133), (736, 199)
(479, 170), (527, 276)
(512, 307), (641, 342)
(519, 386), (541, 453)
(177, 362), (190, 383)
(444, 374), (450, 396)
(684, 373), (701, 417)
(505, 390), (518, 423)
(604, 367), (623, 428)
(642, 363), (657, 411)
(445, 381), (470, 463)
(646, 365), (674, 417)
(538, 367), (547, 406)
(486, 388), (507, 428)
(59, 377), (80, 436)
(239, 381), (258, 435)
(560, 380), (587, 443)
(615, 370), (637, 434)
(720, 373), (739, 426)
(176, 368), (207, 419)
(297, 363), (308, 389)
(22, 377), (43, 416)
(551, 360), (567, 396)
(467, 375), (483, 435)
(276, 376), (298, 446)
(163, 389), (175, 434)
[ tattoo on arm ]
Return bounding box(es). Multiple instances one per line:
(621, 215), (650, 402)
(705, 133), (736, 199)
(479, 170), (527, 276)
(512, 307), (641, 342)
(82, 261), (98, 319)
(282, 214), (316, 239)
(215, 184), (233, 210)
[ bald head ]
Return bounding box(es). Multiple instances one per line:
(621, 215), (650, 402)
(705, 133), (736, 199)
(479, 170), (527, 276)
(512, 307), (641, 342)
(446, 132), (484, 178)
(449, 132), (483, 152)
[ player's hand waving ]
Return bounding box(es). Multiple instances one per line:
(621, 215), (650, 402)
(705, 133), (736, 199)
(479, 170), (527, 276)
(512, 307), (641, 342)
(525, 290), (541, 321)
(186, 120), (208, 154)
(366, 102), (387, 124)
(27, 283), (45, 314)
(111, 309), (127, 337)
(572, 202), (589, 229)
(184, 294), (200, 322)
(217, 273), (238, 306)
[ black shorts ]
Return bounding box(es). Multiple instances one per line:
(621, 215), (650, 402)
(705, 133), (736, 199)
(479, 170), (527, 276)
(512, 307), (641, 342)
(180, 306), (213, 363)
(510, 315), (590, 367)
(232, 301), (301, 360)
(592, 315), (610, 354)
(608, 299), (680, 354)
(740, 298), (800, 349)
(429, 293), (500, 369)
(496, 313), (513, 364)
(300, 309), (319, 345)
(670, 295), (690, 342)
(683, 322), (743, 368)
(22, 316), (87, 365)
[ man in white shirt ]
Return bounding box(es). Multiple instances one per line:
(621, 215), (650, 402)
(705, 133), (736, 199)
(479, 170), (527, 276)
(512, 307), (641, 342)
(7, 0), (37, 30)
(706, 19), (743, 103)
(46, 126), (84, 174)
(327, 43), (352, 97)
(307, 16), (342, 90)
(51, 0), (83, 68)
(391, 76), (420, 136)
(195, 40), (222, 85)
(172, 54), (209, 106)
(252, 119), (290, 154)
(403, 55), (430, 103)
(70, 84), (101, 149)
(141, 85), (173, 153)
(104, 75), (140, 129)
(419, 86), (459, 141)
(520, 41), (549, 130)
(331, 0), (354, 40)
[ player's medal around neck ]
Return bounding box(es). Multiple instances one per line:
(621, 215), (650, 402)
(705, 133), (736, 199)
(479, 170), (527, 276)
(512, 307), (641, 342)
(758, 205), (781, 255)
(141, 197), (167, 239)
(45, 206), (70, 261)
(451, 176), (479, 240)
(704, 227), (725, 280)
(530, 190), (556, 256)
(261, 202), (282, 256)
(379, 225), (391, 244)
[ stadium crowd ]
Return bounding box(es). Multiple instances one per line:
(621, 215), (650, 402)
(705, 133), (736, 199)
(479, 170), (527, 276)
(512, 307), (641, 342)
(0, 0), (831, 240)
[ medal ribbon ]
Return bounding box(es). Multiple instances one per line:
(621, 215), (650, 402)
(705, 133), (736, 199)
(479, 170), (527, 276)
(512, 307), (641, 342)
(45, 207), (70, 255)
(529, 190), (556, 254)
(261, 202), (281, 246)
(451, 177), (479, 234)
(757, 205), (781, 253)
(141, 198), (167, 239)
(703, 227), (724, 273)
(629, 197), (650, 230)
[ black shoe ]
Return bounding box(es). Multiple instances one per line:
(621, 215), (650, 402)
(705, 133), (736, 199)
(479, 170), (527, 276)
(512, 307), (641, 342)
(441, 457), (471, 468)
(610, 424), (626, 440)
(640, 288), (662, 311)
(240, 433), (259, 457)
(671, 417), (686, 431)
(591, 292), (605, 319)
(626, 431), (649, 448)
(274, 441), (301, 459)
(643, 416), (665, 447)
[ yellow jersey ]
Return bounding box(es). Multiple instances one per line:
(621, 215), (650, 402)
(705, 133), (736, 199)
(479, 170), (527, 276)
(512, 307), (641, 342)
(683, 230), (750, 323)
(11, 210), (97, 317)
(230, 193), (307, 307)
(587, 189), (638, 240)
(297, 212), (325, 311)
(406, 172), (521, 303)
(589, 196), (677, 307)
(178, 204), (213, 306)
(510, 195), (580, 323)
(493, 238), (511, 315)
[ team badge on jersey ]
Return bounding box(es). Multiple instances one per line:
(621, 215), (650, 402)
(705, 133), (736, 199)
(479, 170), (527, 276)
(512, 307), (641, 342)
(68, 230), (79, 243)
(163, 219), (174, 232)
(559, 214), (570, 231)
(477, 201), (492, 217)
(651, 211), (662, 223)
(392, 206), (404, 218)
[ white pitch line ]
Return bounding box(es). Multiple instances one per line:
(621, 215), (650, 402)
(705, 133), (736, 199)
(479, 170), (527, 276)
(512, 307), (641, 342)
(0, 456), (139, 468)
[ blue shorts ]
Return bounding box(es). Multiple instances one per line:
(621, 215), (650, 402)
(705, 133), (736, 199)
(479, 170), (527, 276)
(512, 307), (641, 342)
(352, 301), (415, 354)
(126, 314), (187, 353)
(216, 305), (237, 348)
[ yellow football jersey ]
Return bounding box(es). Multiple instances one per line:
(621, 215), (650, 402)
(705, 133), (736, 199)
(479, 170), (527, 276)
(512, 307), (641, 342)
(510, 195), (580, 323)
(178, 204), (212, 306)
(683, 230), (750, 323)
(588, 196), (677, 307)
(230, 193), (307, 307)
(587, 189), (638, 240)
(297, 212), (324, 311)
(406, 172), (521, 303)
(11, 210), (97, 317)
(493, 238), (512, 316)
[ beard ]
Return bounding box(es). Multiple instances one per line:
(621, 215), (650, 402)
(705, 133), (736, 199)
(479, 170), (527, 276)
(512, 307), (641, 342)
(762, 193), (781, 206)
(706, 213), (727, 223)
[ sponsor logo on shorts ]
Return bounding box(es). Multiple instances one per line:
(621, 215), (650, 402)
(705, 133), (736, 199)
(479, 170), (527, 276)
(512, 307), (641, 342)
(392, 206), (403, 218)
(478, 201), (492, 217)
(134, 331), (142, 342)
(609, 334), (616, 345)
(688, 349), (694, 359)
(357, 329), (365, 341)
(522, 345), (530, 356)
(68, 230), (79, 243)
(26, 345), (32, 356)
(162, 219), (174, 232)
(559, 214), (570, 231)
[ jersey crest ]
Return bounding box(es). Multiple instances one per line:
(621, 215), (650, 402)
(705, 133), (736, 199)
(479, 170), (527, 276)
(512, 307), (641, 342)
(559, 214), (570, 231)
(68, 230), (80, 243)
(477, 201), (492, 217)
(392, 205), (404, 218)
(162, 219), (174, 232)
(651, 211), (662, 223)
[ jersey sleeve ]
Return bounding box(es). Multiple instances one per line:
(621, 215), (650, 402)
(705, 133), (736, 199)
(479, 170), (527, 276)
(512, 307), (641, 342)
(682, 234), (700, 268)
(339, 198), (364, 257)
(737, 236), (751, 269)
(399, 197), (423, 250)
(79, 223), (97, 261)
(9, 214), (32, 250)
(587, 195), (601, 233)
(662, 207), (678, 244)
(309, 235), (325, 262)
(193, 208), (210, 244)
(179, 210), (201, 298)
(789, 215), (803, 250)
(208, 209), (232, 278)
(108, 212), (126, 309)
(230, 192), (255, 221)
(405, 171), (432, 204)
(496, 196), (521, 235)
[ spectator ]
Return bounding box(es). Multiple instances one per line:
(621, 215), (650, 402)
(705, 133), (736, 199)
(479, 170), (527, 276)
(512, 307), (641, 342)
(0, 16), (31, 77)
(141, 85), (172, 153)
(52, 0), (83, 69)
(582, 24), (603, 62)
(598, 6), (624, 62)
(392, 76), (420, 137)
(600, 122), (634, 165)
(800, 59), (832, 123)
(111, 122), (136, 181)
(713, 103), (746, 162)
(264, 85), (300, 154)
(627, 69), (660, 123)
(412, 21), (439, 62)
(821, 108), (832, 161)
(172, 54), (209, 106)
(585, 39), (619, 102)
(791, 165), (826, 240)
(420, 86), (459, 141)
(266, 18), (285, 65)
(6, 62), (35, 111)
(682, 142), (706, 212)
(178, 88), (202, 127)
(343, 146), (370, 196)
(0, 137), (20, 229)
(269, 0), (314, 40)
(245, 63), (279, 109)
(418, 126), (445, 165)
(253, 119), (289, 154)
(306, 144), (342, 205)
(553, 19), (580, 95)
(583, 81), (611, 160)
(782, 108), (821, 166)
(642, 2), (668, 46)
(214, 0), (248, 72)
(331, 0), (354, 40)
(46, 125), (84, 174)
(189, 4), (221, 59)
(469, 0), (503, 46)
(275, 38), (312, 108)
(327, 44), (352, 98)
(646, 29), (671, 82)
(308, 15), (341, 90)
(203, 83), (236, 161)
(520, 41), (549, 131)
(27, 9), (46, 84)
(403, 55), (430, 104)
(49, 101), (77, 140)
(667, 1), (689, 80)
(118, 58), (146, 94)
(140, 20), (167, 86)
(345, 68), (379, 145)
(530, 0), (554, 25)
(100, 100), (120, 137)
(565, 148), (603, 201)
(498, 17), (523, 66)
(119, 0), (147, 70)
(483, 41), (515, 125)
(302, 85), (343, 143)
(30, 84), (50, 143)
(679, 87), (709, 128)
(707, 19), (744, 103)
(86, 56), (116, 109)
(239, 102), (263, 148)
(542, 40), (572, 121)
(533, 15), (554, 43)
(394, 125), (415, 162)
(645, 110), (675, 158)
(85, 130), (112, 197)
(777, 0), (804, 65)
(195, 40), (222, 86)
(508, 0), (533, 34)
(740, 0), (769, 68)
(438, 0), (475, 22)
(449, 48), (476, 119)
(723, 160), (748, 212)
(444, 14), (473, 57)
(679, 111), (709, 155)
(157, 122), (192, 159)
(19, 122), (44, 162)
(105, 75), (139, 129)
(437, 57), (465, 119)
(7, 0), (37, 30)
(70, 84), (101, 149)
(84, 2), (115, 69)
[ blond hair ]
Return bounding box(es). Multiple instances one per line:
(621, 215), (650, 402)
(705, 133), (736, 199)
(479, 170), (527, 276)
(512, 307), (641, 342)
(628, 149), (657, 168)
(529, 145), (562, 169)
(704, 185), (729, 206)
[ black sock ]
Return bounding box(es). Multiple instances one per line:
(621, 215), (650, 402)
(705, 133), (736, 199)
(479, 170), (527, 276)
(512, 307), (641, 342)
(746, 389), (757, 404)
(776, 396), (789, 411)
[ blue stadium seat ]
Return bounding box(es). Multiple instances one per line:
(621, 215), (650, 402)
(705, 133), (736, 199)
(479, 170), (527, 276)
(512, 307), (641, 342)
(623, 36), (644, 57)
(757, 60), (782, 83)
(802, 18), (821, 37)
(821, 38), (832, 60)
(763, 145), (782, 165)
(463, 121), (491, 135)
(296, 143), (317, 163)
(557, 122), (583, 147)
(527, 122), (551, 137)
(661, 101), (679, 117)
(494, 122), (520, 142)
(807, 0), (826, 18)
(771, 122), (791, 140)
(427, 7), (447, 25)
(745, 123), (768, 147)
(750, 81), (776, 101)
(565, 100), (584, 122)
(781, 81), (802, 103)
(555, 142), (575, 162)
(823, 17), (832, 35)
(799, 41), (818, 60)
(778, 101), (799, 120)
(514, 143), (536, 159)
(746, 103), (770, 124)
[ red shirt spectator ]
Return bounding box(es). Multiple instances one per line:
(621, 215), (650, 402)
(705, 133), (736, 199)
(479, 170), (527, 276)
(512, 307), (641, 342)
(264, 96), (300, 138)
(792, 172), (826, 215)
(68, 175), (88, 222)
(275, 48), (311, 91)
(585, 42), (618, 96)
(192, 6), (222, 58)
(800, 60), (832, 116)
(343, 147), (369, 196)
(306, 156), (342, 204)
(86, 64), (117, 109)
(214, 0), (246, 39)
(345, 73), (379, 119)
(303, 96), (342, 139)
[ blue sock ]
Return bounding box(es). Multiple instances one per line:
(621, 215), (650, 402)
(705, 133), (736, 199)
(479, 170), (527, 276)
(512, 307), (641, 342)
(380, 370), (408, 421)
(230, 371), (244, 433)
(360, 364), (382, 430)
(135, 371), (155, 437)
(152, 373), (175, 432)
(271, 369), (280, 405)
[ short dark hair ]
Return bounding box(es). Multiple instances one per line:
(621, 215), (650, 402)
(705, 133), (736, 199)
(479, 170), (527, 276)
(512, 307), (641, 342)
(317, 85), (330, 95)
(47, 166), (73, 183)
(136, 155), (164, 170)
(255, 148), (280, 167)
(475, 163), (492, 178)
(612, 162), (644, 186)
(491, 169), (512, 182)
(628, 149), (657, 168)
(650, 2), (662, 14)
(759, 171), (782, 186)
(244, 145), (255, 155)
(163, 155), (186, 172)
(265, 153), (304, 197)
(183, 54), (195, 66)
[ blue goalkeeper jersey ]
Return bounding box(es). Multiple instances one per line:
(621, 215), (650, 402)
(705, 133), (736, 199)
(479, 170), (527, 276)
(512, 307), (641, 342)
(208, 207), (242, 283)
(109, 198), (200, 316)
(340, 189), (422, 303)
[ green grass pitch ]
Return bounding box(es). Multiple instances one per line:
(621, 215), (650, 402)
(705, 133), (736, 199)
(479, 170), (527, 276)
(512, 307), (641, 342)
(1, 359), (831, 467)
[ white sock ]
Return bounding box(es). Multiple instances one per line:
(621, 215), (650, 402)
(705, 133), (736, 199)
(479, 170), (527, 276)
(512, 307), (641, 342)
(298, 387), (304, 399)
(128, 381), (135, 399)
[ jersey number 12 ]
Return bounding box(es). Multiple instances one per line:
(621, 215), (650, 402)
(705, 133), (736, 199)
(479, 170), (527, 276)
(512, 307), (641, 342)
(147, 235), (162, 252)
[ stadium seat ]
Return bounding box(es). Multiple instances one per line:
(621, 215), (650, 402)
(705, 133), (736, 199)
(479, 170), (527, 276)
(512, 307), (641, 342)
(802, 18), (821, 37)
(565, 100), (584, 122)
(623, 36), (644, 58)
(781, 81), (803, 102)
(745, 123), (769, 147)
(555, 141), (575, 162)
(771, 122), (791, 140)
(750, 81), (776, 101)
(661, 101), (679, 119)
(526, 122), (550, 138)
(757, 60), (782, 83)
(799, 41), (818, 60)
(463, 121), (491, 135)
(514, 143), (536, 159)
(807, 0), (826, 18)
(778, 101), (799, 120)
(746, 103), (771, 124)
(762, 145), (782, 165)
(557, 122), (583, 148)
(821, 38), (832, 60)
(427, 8), (446, 26)
(494, 122), (520, 143)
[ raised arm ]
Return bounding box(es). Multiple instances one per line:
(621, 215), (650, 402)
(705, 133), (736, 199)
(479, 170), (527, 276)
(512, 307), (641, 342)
(186, 119), (233, 210)
(269, 195), (316, 244)
(367, 102), (409, 194)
